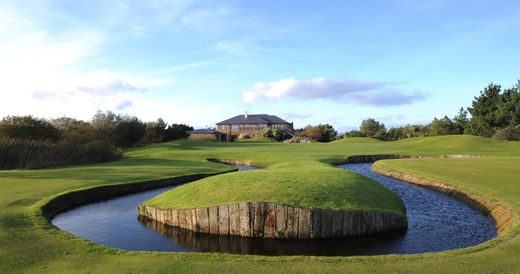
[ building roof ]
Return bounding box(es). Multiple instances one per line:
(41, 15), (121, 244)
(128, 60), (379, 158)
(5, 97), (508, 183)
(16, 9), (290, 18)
(187, 128), (219, 134)
(216, 114), (291, 125)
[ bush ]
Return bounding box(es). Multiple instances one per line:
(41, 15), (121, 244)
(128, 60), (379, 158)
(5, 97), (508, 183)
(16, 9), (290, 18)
(427, 116), (458, 136)
(262, 128), (274, 138)
(188, 134), (217, 142)
(492, 125), (520, 141)
(0, 113), (193, 169)
(0, 138), (121, 169)
(302, 124), (337, 142)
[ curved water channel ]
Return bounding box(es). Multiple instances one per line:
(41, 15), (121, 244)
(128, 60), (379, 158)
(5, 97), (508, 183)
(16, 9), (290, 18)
(52, 163), (496, 256)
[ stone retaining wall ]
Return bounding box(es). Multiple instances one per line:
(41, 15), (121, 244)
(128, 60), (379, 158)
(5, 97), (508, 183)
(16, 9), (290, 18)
(372, 164), (516, 236)
(138, 202), (407, 239)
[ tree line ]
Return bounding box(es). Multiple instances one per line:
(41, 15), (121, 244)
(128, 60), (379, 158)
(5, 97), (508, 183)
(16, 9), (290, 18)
(0, 111), (193, 169)
(345, 80), (520, 141)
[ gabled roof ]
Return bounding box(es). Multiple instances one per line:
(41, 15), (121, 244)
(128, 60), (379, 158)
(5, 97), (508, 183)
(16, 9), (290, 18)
(216, 114), (291, 125)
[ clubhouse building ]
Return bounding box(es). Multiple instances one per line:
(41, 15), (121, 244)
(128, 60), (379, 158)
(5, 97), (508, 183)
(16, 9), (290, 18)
(216, 113), (293, 141)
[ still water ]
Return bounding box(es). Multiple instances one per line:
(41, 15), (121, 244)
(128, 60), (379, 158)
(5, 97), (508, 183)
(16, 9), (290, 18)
(52, 163), (495, 255)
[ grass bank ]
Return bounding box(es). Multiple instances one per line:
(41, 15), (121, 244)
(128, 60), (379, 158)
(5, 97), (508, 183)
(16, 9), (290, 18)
(1, 135), (520, 273)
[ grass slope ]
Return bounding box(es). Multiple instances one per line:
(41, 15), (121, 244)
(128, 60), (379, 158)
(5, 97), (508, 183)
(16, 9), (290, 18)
(237, 137), (277, 143)
(145, 161), (406, 215)
(1, 135), (520, 273)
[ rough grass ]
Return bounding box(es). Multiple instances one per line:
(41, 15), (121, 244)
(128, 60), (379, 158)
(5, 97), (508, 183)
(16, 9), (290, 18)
(145, 161), (406, 215)
(1, 135), (520, 273)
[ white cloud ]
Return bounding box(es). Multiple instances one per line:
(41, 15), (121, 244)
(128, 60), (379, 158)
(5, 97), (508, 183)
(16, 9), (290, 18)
(113, 99), (133, 111)
(243, 77), (426, 106)
(0, 5), (167, 120)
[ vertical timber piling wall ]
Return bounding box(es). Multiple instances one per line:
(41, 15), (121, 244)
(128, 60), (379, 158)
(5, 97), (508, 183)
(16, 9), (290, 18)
(138, 202), (407, 239)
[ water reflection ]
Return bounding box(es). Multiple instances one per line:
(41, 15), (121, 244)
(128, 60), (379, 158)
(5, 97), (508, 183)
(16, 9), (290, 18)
(139, 215), (407, 256)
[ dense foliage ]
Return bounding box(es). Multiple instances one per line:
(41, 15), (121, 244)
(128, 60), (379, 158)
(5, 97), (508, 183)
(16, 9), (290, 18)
(295, 124), (337, 142)
(344, 80), (520, 141)
(466, 82), (520, 137)
(262, 128), (293, 141)
(0, 111), (193, 169)
(492, 124), (520, 141)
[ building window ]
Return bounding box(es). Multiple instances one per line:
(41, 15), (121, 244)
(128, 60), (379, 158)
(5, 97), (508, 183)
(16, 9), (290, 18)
(232, 124), (239, 130)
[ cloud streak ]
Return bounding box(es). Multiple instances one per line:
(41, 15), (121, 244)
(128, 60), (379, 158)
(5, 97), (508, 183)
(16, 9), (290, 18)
(243, 77), (426, 106)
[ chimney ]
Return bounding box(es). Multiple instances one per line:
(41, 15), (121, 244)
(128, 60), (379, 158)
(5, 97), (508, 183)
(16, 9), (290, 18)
(245, 110), (248, 119)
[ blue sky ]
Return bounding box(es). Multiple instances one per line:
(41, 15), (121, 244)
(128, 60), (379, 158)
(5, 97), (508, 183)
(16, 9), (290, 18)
(1, 0), (519, 131)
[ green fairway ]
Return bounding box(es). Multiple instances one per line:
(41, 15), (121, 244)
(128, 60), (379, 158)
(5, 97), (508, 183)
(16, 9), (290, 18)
(1, 135), (520, 273)
(236, 136), (278, 143)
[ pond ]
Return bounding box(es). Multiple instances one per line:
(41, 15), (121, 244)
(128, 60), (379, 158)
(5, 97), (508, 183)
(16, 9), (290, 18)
(52, 163), (496, 255)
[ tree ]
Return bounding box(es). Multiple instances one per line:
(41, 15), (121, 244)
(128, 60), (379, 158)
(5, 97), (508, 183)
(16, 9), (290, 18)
(164, 124), (193, 141)
(427, 116), (457, 136)
(90, 111), (146, 147)
(317, 124), (337, 142)
(114, 115), (146, 147)
(303, 125), (322, 141)
(155, 118), (168, 141)
(386, 127), (405, 141)
(453, 108), (468, 135)
(465, 82), (520, 137)
(345, 130), (363, 137)
(91, 110), (119, 143)
(0, 115), (59, 141)
(403, 124), (427, 138)
(303, 124), (337, 142)
(360, 118), (386, 139)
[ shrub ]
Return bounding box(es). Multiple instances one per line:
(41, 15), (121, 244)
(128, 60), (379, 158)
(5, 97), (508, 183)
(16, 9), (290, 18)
(302, 124), (337, 142)
(188, 134), (217, 142)
(262, 128), (274, 138)
(0, 137), (121, 169)
(492, 124), (520, 141)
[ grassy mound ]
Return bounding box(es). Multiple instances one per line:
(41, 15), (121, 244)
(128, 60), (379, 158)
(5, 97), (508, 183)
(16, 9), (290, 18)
(143, 161), (406, 215)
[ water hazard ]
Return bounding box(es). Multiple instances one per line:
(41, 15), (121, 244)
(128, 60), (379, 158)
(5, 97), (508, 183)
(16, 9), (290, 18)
(52, 163), (496, 255)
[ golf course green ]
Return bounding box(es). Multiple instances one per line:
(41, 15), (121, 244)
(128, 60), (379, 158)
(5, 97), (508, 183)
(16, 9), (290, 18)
(143, 161), (406, 214)
(1, 135), (520, 273)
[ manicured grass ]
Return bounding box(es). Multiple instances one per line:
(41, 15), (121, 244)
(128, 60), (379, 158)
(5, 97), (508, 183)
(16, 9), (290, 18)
(332, 137), (384, 143)
(237, 137), (277, 143)
(374, 157), (520, 219)
(1, 135), (520, 273)
(144, 161), (406, 215)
